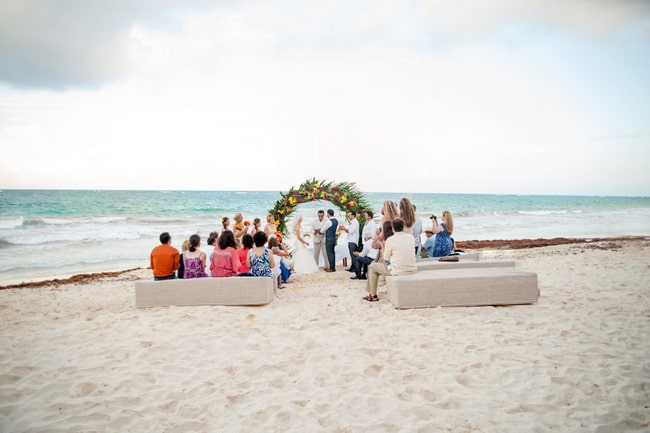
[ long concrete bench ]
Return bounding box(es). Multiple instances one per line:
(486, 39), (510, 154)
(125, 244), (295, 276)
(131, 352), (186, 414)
(419, 252), (480, 262)
(386, 267), (538, 309)
(135, 277), (275, 308)
(417, 259), (514, 271)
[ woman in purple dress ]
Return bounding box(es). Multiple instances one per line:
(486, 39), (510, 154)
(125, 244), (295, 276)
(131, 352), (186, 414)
(183, 234), (208, 278)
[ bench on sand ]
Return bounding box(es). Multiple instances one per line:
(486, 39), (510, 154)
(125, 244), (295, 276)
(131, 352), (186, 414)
(417, 258), (515, 271)
(386, 267), (538, 309)
(135, 277), (275, 308)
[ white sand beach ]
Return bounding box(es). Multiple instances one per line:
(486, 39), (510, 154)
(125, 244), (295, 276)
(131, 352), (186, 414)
(1, 240), (649, 432)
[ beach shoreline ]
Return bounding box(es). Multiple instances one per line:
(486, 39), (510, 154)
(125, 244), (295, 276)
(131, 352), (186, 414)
(1, 238), (648, 432)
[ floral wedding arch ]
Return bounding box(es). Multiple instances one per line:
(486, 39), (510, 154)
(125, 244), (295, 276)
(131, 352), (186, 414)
(269, 179), (372, 237)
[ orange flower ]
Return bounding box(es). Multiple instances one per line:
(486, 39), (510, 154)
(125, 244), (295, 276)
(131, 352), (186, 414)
(243, 220), (251, 226)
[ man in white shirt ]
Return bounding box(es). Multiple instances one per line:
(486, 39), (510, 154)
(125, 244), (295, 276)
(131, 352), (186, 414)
(312, 210), (329, 269)
(339, 211), (359, 272)
(362, 210), (377, 243)
(351, 233), (379, 280)
(364, 218), (417, 301)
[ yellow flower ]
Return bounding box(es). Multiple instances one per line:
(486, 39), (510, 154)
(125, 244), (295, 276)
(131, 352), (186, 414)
(289, 196), (297, 205)
(340, 195), (347, 203)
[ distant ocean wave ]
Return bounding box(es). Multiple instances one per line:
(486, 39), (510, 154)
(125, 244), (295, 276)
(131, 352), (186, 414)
(0, 217), (24, 229)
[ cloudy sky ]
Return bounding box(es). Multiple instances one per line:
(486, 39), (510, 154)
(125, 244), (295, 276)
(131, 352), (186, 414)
(0, 0), (648, 195)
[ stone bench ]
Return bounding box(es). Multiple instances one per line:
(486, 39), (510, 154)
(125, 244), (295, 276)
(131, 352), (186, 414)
(386, 267), (538, 309)
(135, 277), (275, 308)
(417, 259), (515, 271)
(420, 252), (480, 262)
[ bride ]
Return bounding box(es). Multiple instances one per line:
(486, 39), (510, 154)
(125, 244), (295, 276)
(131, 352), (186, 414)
(291, 215), (319, 275)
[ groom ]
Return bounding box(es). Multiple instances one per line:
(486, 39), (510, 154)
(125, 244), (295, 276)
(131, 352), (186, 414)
(324, 209), (338, 272)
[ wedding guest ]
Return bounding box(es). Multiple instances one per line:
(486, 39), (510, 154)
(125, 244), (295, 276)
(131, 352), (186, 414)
(233, 213), (249, 240)
(365, 218), (417, 302)
(412, 204), (423, 258)
(183, 234), (208, 278)
(374, 220), (394, 265)
(422, 228), (436, 257)
(399, 197), (416, 236)
(177, 239), (190, 279)
(264, 214), (276, 237)
(150, 232), (179, 280)
(351, 233), (380, 280)
(265, 235), (286, 288)
(268, 235), (292, 283)
(210, 230), (240, 277)
(247, 232), (276, 282)
(312, 210), (329, 269)
(202, 231), (219, 264)
(237, 234), (254, 274)
(339, 211), (360, 272)
(431, 211), (454, 257)
(380, 200), (399, 226)
(362, 210), (377, 244)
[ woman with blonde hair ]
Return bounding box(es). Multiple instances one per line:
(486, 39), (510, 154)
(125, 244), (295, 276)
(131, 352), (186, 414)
(232, 213), (248, 239)
(431, 210), (454, 257)
(380, 200), (399, 226)
(264, 214), (276, 237)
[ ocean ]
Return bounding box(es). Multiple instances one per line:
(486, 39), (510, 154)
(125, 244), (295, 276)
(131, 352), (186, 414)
(1, 189), (649, 285)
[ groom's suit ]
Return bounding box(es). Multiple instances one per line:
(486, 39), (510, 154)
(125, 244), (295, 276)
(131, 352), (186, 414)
(325, 217), (338, 271)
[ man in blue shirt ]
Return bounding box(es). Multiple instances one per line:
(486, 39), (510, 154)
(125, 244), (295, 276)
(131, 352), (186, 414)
(423, 228), (435, 258)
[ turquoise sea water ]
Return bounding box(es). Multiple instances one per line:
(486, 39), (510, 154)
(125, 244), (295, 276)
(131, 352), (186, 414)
(1, 189), (649, 285)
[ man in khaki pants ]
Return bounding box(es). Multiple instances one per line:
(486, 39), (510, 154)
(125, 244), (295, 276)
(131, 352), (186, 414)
(364, 218), (416, 301)
(312, 210), (329, 269)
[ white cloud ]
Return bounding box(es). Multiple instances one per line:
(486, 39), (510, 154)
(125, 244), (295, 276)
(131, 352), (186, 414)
(0, 1), (648, 195)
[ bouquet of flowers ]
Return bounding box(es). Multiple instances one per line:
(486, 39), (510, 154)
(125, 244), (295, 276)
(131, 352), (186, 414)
(243, 220), (251, 227)
(275, 231), (283, 242)
(234, 223), (243, 231)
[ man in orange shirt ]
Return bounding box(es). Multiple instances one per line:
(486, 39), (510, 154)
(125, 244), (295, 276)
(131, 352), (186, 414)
(150, 232), (180, 280)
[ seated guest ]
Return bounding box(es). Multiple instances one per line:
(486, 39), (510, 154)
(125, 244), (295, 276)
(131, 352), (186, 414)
(431, 211), (454, 257)
(237, 234), (254, 275)
(247, 231), (275, 280)
(365, 218), (417, 302)
(351, 234), (380, 280)
(183, 234), (208, 278)
(150, 232), (179, 280)
(202, 231), (219, 263)
(210, 230), (240, 277)
(422, 228), (435, 258)
(177, 239), (190, 278)
(268, 236), (292, 284)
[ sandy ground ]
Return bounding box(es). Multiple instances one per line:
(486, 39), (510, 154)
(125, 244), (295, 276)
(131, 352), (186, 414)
(1, 239), (649, 433)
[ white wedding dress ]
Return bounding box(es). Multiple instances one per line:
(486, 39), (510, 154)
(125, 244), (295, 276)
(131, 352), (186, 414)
(292, 239), (319, 275)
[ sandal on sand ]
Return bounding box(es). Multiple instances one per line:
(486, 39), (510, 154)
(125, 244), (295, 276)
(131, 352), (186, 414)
(363, 295), (379, 302)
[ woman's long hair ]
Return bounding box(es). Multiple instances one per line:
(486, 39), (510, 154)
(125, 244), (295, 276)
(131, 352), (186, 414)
(442, 211), (454, 235)
(189, 234), (200, 252)
(217, 230), (236, 249)
(399, 197), (415, 228)
(382, 200), (399, 221)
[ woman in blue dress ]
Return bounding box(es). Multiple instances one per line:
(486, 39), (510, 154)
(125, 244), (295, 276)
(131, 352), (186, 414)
(247, 231), (275, 278)
(431, 210), (454, 257)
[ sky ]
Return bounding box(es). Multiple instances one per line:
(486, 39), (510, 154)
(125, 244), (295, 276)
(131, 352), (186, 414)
(0, 0), (649, 196)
